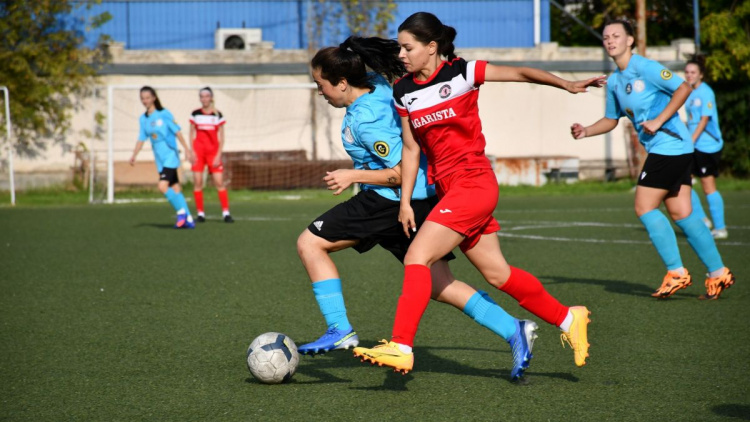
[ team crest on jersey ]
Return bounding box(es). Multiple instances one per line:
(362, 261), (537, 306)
(625, 108), (634, 118)
(633, 80), (645, 93)
(707, 101), (713, 109)
(344, 126), (354, 144)
(693, 98), (702, 107)
(438, 84), (452, 99)
(151, 133), (157, 139)
(156, 119), (163, 127)
(625, 83), (632, 94)
(373, 141), (389, 157)
(660, 69), (673, 80)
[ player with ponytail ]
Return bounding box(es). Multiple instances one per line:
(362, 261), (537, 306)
(297, 36), (538, 380)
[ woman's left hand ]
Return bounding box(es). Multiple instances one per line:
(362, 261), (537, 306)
(324, 169), (355, 195)
(566, 75), (607, 93)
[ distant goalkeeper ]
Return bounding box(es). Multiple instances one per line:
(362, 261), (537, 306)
(189, 87), (234, 223)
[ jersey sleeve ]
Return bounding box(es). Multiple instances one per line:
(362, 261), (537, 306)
(138, 116), (148, 142)
(163, 110), (181, 134)
(216, 111), (226, 126)
(640, 59), (684, 94)
(392, 81), (408, 117)
(466, 60), (487, 86)
(353, 109), (403, 169)
(701, 89), (715, 118)
(604, 81), (622, 120)
(189, 110), (198, 126)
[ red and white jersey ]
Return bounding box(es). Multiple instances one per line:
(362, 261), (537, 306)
(190, 109), (225, 150)
(393, 58), (491, 183)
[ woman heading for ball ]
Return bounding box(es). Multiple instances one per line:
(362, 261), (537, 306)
(190, 87), (234, 223)
(130, 86), (195, 229)
(683, 57), (727, 239)
(353, 12), (601, 374)
(569, 20), (734, 300)
(297, 36), (538, 380)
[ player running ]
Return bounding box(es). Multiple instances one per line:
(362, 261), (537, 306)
(129, 86), (195, 229)
(683, 57), (727, 239)
(352, 12), (600, 374)
(297, 36), (537, 380)
(570, 20), (734, 300)
(189, 87), (234, 223)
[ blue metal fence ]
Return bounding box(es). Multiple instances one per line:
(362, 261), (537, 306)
(73, 0), (549, 50)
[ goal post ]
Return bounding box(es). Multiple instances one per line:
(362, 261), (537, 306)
(98, 82), (345, 204)
(0, 86), (15, 206)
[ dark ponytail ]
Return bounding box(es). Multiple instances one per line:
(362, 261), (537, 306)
(311, 36), (404, 89)
(140, 86), (164, 111)
(398, 12), (457, 61)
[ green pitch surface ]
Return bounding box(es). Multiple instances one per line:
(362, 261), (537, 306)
(1, 190), (748, 421)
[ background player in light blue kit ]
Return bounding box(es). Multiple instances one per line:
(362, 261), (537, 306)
(129, 86), (195, 229)
(570, 20), (734, 300)
(684, 57), (727, 239)
(296, 36), (537, 380)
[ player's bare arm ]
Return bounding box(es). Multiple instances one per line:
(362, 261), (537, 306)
(642, 82), (691, 135)
(485, 64), (606, 93)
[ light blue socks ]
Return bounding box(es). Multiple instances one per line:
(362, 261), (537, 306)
(675, 213), (724, 273)
(690, 189), (708, 221)
(706, 191), (726, 230)
(165, 187), (189, 215)
(639, 209), (683, 271)
(463, 291), (517, 340)
(312, 278), (351, 331)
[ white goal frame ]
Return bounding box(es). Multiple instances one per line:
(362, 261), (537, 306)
(1, 86), (14, 206)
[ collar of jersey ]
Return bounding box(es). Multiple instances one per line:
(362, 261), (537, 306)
(412, 59), (452, 85)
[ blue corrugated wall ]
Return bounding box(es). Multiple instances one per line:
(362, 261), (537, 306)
(73, 0), (549, 50)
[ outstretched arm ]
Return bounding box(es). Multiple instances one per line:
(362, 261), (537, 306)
(485, 64), (607, 93)
(324, 164), (402, 195)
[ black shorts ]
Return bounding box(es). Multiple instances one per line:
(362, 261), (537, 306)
(307, 189), (455, 263)
(637, 153), (692, 193)
(159, 167), (179, 186)
(692, 150), (722, 178)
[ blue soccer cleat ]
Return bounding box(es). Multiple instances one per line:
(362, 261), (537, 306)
(175, 214), (196, 229)
(508, 319), (538, 380)
(298, 327), (359, 356)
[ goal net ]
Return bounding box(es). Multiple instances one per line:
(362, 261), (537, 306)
(90, 83), (351, 203)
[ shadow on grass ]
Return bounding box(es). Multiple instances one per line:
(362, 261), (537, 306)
(134, 223), (178, 229)
(711, 404), (750, 420)
(541, 275), (698, 300)
(349, 345), (579, 391)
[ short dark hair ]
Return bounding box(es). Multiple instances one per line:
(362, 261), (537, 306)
(687, 54), (706, 74)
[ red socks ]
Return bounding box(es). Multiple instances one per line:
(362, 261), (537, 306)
(500, 266), (569, 326)
(218, 189), (229, 212)
(193, 190), (204, 214)
(391, 264), (432, 347)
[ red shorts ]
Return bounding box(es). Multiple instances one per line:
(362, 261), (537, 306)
(192, 146), (223, 173)
(427, 168), (500, 252)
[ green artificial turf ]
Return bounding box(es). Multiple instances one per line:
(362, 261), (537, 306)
(1, 190), (748, 421)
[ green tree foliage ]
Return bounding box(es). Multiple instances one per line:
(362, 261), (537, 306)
(551, 0), (750, 177)
(0, 0), (110, 157)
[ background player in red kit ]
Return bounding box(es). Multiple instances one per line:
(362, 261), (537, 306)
(353, 12), (606, 373)
(190, 87), (233, 223)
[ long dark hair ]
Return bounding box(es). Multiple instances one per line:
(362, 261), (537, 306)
(140, 86), (164, 111)
(398, 12), (457, 61)
(311, 36), (404, 89)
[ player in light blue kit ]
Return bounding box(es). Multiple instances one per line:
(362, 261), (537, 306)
(684, 57), (727, 239)
(129, 86), (195, 229)
(296, 36), (537, 380)
(570, 20), (734, 300)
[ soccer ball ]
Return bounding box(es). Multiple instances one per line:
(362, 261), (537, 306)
(246, 332), (299, 384)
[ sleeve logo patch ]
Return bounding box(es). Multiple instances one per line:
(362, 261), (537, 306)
(707, 101), (713, 109)
(660, 69), (673, 80)
(373, 141), (390, 157)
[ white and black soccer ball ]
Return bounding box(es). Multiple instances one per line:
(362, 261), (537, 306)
(246, 332), (299, 384)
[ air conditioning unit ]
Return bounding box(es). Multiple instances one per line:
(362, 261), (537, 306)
(215, 28), (262, 50)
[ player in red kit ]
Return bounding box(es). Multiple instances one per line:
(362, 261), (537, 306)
(353, 12), (606, 373)
(190, 87), (233, 223)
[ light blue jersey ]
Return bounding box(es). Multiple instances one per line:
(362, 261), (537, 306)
(342, 73), (435, 201)
(685, 82), (723, 153)
(138, 109), (181, 172)
(605, 55), (693, 155)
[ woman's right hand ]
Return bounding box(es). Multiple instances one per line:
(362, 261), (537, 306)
(399, 204), (416, 238)
(570, 123), (587, 139)
(129, 155), (136, 166)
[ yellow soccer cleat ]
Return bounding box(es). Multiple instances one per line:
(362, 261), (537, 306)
(560, 306), (591, 367)
(651, 270), (692, 299)
(353, 340), (414, 374)
(698, 267), (735, 300)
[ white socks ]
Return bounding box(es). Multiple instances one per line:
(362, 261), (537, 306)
(559, 311), (574, 332)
